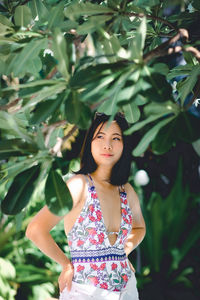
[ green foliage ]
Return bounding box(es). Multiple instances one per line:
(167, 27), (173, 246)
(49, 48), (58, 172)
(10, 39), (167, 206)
(0, 258), (16, 300)
(0, 2), (200, 299)
(0, 0), (200, 281)
(45, 169), (73, 216)
(1, 165), (40, 215)
(136, 161), (200, 290)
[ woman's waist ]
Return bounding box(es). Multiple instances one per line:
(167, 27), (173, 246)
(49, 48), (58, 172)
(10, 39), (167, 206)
(72, 259), (132, 292)
(70, 247), (126, 264)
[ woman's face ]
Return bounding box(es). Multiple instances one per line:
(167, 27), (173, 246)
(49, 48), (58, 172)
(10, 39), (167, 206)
(91, 121), (124, 168)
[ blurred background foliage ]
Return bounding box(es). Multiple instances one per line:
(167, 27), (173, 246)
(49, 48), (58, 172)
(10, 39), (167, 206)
(0, 0), (200, 299)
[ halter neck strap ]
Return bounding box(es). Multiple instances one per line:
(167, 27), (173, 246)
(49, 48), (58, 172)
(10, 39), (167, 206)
(88, 174), (125, 193)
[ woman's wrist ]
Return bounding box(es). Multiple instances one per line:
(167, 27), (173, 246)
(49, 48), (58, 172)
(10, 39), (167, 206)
(61, 260), (74, 270)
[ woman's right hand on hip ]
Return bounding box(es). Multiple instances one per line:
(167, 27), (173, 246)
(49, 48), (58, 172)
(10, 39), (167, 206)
(58, 262), (74, 292)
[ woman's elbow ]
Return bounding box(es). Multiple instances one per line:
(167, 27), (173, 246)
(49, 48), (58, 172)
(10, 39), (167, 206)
(25, 222), (39, 241)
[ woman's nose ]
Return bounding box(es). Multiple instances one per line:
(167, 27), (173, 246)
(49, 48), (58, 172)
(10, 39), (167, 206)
(103, 143), (112, 150)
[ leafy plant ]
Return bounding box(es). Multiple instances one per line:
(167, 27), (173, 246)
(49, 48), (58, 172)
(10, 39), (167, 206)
(0, 0), (200, 215)
(132, 160), (200, 299)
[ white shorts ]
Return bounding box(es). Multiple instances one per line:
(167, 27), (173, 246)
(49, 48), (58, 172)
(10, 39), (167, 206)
(59, 272), (139, 300)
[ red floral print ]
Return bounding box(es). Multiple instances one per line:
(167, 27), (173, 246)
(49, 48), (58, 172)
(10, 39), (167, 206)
(91, 192), (97, 199)
(89, 238), (97, 245)
(78, 216), (84, 223)
(77, 239), (84, 247)
(90, 263), (98, 270)
(122, 229), (128, 236)
(100, 263), (106, 270)
(96, 210), (102, 221)
(123, 198), (128, 205)
(122, 274), (128, 282)
(89, 215), (96, 222)
(87, 228), (97, 235)
(89, 276), (99, 286)
(89, 204), (95, 212)
(98, 233), (104, 244)
(111, 263), (117, 270)
(122, 208), (128, 215)
(100, 282), (108, 289)
(77, 265), (85, 272)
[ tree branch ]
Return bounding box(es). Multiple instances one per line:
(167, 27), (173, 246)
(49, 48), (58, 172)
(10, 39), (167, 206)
(143, 28), (189, 63)
(0, 98), (21, 111)
(123, 12), (177, 31)
(184, 46), (200, 62)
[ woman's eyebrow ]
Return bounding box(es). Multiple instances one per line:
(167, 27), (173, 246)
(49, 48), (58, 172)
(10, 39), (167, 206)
(112, 133), (122, 136)
(98, 131), (122, 136)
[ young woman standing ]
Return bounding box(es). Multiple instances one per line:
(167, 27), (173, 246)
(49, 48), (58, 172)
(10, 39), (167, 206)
(26, 113), (146, 300)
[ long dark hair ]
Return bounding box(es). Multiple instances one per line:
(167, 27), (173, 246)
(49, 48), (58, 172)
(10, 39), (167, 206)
(75, 113), (132, 185)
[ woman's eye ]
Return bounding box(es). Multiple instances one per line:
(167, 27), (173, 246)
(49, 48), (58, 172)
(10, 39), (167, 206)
(113, 137), (120, 141)
(97, 135), (103, 139)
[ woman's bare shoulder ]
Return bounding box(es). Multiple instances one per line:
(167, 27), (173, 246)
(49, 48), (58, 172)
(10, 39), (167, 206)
(124, 182), (139, 208)
(66, 174), (88, 206)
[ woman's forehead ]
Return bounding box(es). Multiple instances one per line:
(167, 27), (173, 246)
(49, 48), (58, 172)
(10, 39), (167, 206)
(94, 121), (122, 135)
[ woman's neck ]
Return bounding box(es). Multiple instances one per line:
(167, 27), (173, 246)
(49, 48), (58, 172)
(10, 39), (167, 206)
(91, 166), (112, 185)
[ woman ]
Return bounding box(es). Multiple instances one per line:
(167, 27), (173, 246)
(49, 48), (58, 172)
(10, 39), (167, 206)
(26, 112), (146, 300)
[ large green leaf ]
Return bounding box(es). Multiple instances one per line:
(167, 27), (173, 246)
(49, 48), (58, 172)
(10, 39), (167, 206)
(47, 2), (64, 29)
(129, 17), (146, 61)
(1, 165), (40, 215)
(144, 100), (180, 116)
(143, 71), (173, 102)
(64, 2), (114, 19)
(30, 92), (65, 125)
(152, 112), (200, 154)
(132, 116), (175, 156)
(7, 38), (47, 76)
(98, 70), (133, 115)
(167, 64), (193, 80)
(80, 74), (116, 102)
(122, 102), (140, 123)
(0, 15), (13, 27)
(28, 0), (48, 20)
(14, 5), (32, 27)
(124, 102), (176, 135)
(70, 63), (123, 88)
(2, 79), (60, 91)
(21, 82), (66, 111)
(52, 28), (69, 81)
(176, 65), (200, 105)
(0, 139), (38, 159)
(0, 111), (32, 142)
(77, 103), (92, 129)
(26, 56), (42, 76)
(65, 91), (81, 124)
(45, 170), (73, 216)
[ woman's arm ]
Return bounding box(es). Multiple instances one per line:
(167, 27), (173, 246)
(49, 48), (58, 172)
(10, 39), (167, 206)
(124, 183), (146, 257)
(26, 206), (70, 267)
(25, 174), (87, 291)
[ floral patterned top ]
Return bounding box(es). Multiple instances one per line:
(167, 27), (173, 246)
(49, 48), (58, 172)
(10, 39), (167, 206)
(67, 174), (133, 292)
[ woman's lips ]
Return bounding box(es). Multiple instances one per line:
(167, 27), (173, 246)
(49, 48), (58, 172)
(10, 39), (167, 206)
(101, 154), (113, 157)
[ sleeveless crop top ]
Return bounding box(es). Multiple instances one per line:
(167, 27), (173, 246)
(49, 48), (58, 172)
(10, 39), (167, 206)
(67, 175), (133, 292)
